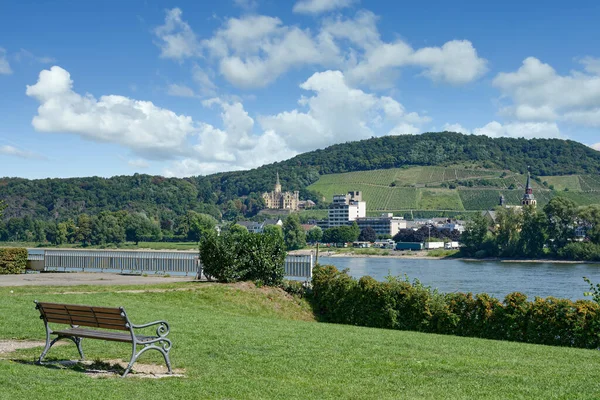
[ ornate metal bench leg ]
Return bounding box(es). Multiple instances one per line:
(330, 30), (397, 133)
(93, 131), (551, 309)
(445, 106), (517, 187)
(74, 337), (84, 360)
(162, 346), (172, 374)
(37, 336), (62, 364)
(122, 343), (137, 378)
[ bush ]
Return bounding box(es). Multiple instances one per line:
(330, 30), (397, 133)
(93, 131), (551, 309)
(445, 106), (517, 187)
(558, 242), (600, 261)
(0, 248), (28, 274)
(200, 230), (286, 286)
(311, 265), (600, 350)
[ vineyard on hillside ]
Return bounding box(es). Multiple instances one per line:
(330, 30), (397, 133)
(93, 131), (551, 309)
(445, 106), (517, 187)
(307, 166), (600, 212)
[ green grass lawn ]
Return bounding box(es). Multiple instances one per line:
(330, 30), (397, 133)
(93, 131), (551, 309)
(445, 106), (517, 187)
(2, 282), (600, 399)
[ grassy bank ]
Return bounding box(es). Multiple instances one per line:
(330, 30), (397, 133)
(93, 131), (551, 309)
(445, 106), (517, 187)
(1, 282), (600, 399)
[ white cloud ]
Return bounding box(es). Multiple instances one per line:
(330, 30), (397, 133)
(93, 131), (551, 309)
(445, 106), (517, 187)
(128, 159), (149, 169)
(154, 8), (200, 60)
(167, 84), (196, 98)
(192, 65), (217, 96)
(153, 8), (487, 90)
(388, 123), (420, 136)
(259, 70), (425, 151)
(320, 10), (380, 51)
(204, 15), (337, 88)
(26, 66), (196, 159)
(0, 145), (44, 159)
(578, 56), (600, 75)
(411, 40), (488, 85)
(233, 0), (258, 10)
(591, 143), (600, 151)
(14, 49), (55, 64)
(442, 123), (470, 134)
(493, 57), (600, 126)
(0, 48), (12, 75)
(473, 121), (561, 139)
(26, 66), (300, 176)
(347, 39), (487, 88)
(293, 0), (356, 14)
(321, 13), (487, 88)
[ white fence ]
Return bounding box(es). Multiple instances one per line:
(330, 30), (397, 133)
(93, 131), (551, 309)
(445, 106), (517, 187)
(28, 249), (313, 280)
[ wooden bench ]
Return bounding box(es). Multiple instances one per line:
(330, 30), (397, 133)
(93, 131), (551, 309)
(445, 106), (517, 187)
(34, 301), (172, 377)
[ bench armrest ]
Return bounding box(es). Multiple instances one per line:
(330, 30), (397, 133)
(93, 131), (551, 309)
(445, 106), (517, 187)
(130, 320), (170, 337)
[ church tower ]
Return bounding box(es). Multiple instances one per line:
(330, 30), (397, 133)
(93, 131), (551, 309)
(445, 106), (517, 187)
(521, 170), (537, 207)
(274, 172), (282, 193)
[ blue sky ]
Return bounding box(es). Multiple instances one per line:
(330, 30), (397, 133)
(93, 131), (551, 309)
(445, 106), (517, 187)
(1, 0), (599, 179)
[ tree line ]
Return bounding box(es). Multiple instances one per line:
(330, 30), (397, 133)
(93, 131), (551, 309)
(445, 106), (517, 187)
(461, 198), (600, 261)
(0, 210), (217, 246)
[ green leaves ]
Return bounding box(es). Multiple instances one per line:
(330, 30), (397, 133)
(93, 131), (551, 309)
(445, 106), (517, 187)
(0, 247), (28, 274)
(199, 230), (286, 286)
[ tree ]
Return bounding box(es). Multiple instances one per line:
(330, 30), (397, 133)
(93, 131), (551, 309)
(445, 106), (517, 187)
(306, 226), (323, 243)
(494, 207), (522, 257)
(124, 213), (161, 245)
(75, 214), (93, 246)
(349, 222), (360, 242)
(578, 205), (600, 244)
(461, 213), (489, 256)
(0, 200), (5, 219)
(187, 212), (217, 242)
(283, 214), (306, 250)
(91, 212), (125, 245)
(263, 224), (284, 240)
(518, 205), (547, 257)
(544, 197), (577, 253)
(358, 226), (377, 242)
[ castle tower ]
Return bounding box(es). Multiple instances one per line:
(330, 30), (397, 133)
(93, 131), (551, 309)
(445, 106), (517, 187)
(274, 172), (282, 194)
(521, 170), (537, 207)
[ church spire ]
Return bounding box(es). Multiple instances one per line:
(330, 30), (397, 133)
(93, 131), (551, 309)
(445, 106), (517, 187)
(521, 166), (536, 207)
(274, 172), (282, 193)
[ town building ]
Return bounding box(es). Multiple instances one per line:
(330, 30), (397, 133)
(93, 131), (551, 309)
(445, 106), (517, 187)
(237, 218), (283, 234)
(262, 173), (300, 211)
(356, 213), (407, 237)
(328, 191), (366, 227)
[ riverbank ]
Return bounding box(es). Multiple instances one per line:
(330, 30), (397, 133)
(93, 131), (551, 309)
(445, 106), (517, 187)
(288, 249), (600, 264)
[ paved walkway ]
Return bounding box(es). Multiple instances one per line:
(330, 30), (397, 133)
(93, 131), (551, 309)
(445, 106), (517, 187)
(0, 272), (196, 287)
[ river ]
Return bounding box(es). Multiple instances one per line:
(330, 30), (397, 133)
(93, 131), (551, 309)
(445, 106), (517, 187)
(317, 257), (600, 301)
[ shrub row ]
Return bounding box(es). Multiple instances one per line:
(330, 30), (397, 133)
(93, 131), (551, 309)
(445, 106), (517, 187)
(311, 265), (600, 349)
(0, 247), (28, 274)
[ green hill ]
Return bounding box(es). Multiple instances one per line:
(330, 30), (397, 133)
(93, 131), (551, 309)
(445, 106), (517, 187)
(1, 132), (600, 222)
(307, 165), (600, 213)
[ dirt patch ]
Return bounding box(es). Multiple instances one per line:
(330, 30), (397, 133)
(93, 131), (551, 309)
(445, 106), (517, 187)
(0, 340), (47, 355)
(10, 358), (184, 378)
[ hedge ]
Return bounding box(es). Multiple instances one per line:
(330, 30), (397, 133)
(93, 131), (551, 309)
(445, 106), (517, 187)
(311, 264), (600, 349)
(0, 248), (28, 274)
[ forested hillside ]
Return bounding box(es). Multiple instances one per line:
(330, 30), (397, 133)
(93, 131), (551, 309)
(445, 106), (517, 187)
(1, 132), (600, 223)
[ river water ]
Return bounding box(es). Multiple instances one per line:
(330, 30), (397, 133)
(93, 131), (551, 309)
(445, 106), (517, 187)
(317, 257), (600, 301)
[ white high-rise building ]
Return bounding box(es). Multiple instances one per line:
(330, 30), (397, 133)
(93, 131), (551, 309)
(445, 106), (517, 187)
(328, 191), (366, 227)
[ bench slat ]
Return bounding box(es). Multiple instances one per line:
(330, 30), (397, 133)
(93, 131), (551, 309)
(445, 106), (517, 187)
(44, 310), (125, 321)
(42, 311), (127, 323)
(38, 303), (123, 315)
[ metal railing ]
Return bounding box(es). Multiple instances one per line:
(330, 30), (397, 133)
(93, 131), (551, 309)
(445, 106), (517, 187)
(28, 249), (313, 280)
